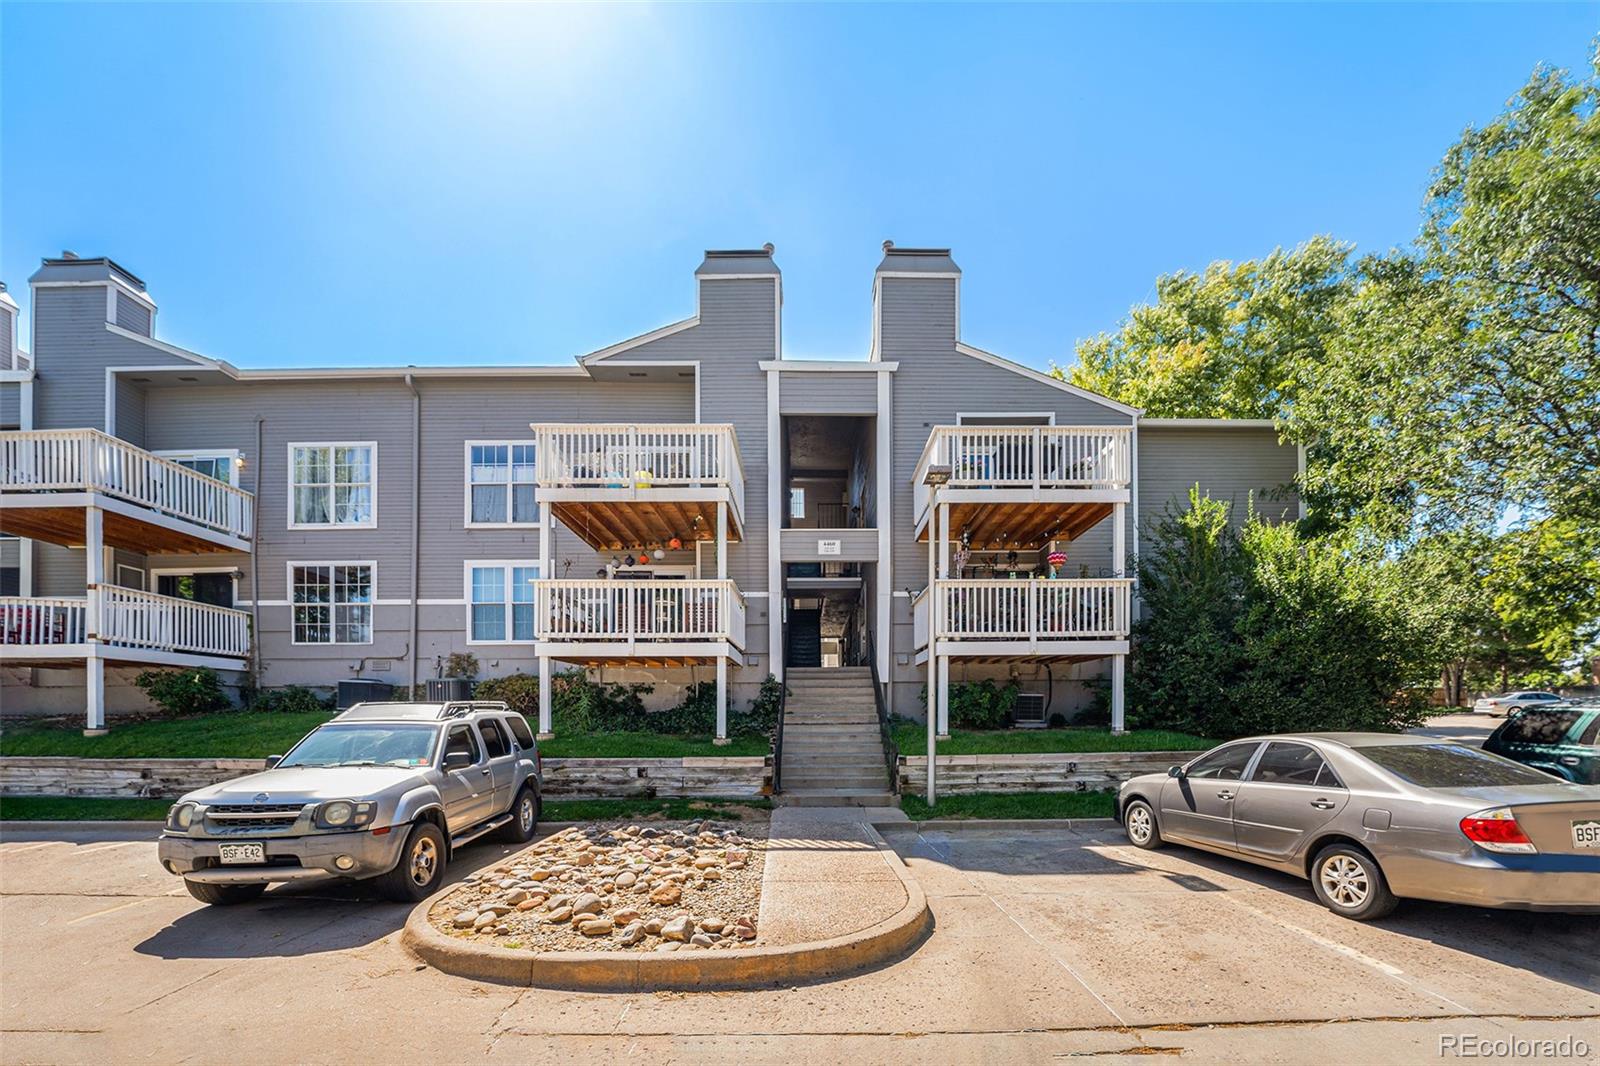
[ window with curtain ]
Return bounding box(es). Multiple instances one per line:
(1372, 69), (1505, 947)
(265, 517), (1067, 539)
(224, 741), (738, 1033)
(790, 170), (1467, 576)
(469, 563), (539, 641)
(291, 444), (374, 527)
(468, 443), (538, 525)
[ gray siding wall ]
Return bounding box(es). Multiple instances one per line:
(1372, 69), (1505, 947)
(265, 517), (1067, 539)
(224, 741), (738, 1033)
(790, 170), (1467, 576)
(0, 381), (19, 427)
(1, 307), (13, 367)
(115, 291), (152, 336)
(779, 528), (879, 562)
(1136, 426), (1300, 556)
(881, 273), (1135, 697)
(32, 286), (189, 435)
(114, 376), (146, 446)
(779, 372), (877, 414)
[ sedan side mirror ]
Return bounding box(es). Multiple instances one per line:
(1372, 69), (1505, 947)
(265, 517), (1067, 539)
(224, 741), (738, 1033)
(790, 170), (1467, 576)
(264, 755), (282, 769)
(443, 750), (474, 771)
(1167, 765), (1185, 779)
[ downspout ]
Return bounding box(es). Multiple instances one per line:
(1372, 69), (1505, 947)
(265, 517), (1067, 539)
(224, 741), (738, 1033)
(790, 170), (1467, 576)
(404, 374), (421, 699)
(251, 417), (264, 687)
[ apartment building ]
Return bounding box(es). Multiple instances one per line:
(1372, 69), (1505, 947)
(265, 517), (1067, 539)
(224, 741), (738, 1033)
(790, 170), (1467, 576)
(0, 245), (1299, 739)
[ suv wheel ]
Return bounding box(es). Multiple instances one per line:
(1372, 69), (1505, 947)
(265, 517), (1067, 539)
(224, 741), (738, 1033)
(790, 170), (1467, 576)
(183, 880), (267, 906)
(374, 821), (447, 902)
(1122, 799), (1162, 850)
(1310, 843), (1398, 921)
(498, 785), (540, 843)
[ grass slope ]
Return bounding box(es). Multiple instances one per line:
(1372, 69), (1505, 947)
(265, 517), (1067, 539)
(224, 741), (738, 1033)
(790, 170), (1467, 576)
(0, 796), (175, 821)
(0, 711), (335, 760)
(889, 722), (1213, 756)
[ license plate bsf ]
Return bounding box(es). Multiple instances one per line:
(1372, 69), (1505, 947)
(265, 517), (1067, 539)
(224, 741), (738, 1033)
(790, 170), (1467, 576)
(1572, 820), (1600, 849)
(218, 842), (265, 865)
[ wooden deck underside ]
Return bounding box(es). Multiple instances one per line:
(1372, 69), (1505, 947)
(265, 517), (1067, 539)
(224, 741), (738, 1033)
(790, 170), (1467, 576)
(546, 654), (722, 668)
(550, 499), (742, 552)
(0, 503), (240, 554)
(917, 500), (1112, 550)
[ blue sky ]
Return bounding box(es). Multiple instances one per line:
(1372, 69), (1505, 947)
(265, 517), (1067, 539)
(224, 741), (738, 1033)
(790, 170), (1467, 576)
(2, 3), (1594, 373)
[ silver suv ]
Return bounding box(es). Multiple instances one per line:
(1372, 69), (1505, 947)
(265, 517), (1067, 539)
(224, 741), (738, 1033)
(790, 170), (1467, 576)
(157, 701), (542, 906)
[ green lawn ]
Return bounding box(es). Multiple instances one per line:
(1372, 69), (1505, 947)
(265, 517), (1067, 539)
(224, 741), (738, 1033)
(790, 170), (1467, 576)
(889, 722), (1214, 756)
(538, 732), (770, 759)
(900, 790), (1117, 821)
(0, 796), (174, 821)
(0, 711), (335, 760)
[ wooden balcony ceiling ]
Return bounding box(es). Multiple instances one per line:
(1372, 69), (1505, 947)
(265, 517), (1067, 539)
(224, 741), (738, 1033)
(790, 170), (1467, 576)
(547, 652), (721, 668)
(947, 651), (1116, 665)
(0, 505), (238, 554)
(549, 499), (742, 552)
(919, 500), (1112, 550)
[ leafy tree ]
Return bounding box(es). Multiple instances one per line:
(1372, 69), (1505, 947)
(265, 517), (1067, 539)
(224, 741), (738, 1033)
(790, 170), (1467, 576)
(1060, 236), (1354, 420)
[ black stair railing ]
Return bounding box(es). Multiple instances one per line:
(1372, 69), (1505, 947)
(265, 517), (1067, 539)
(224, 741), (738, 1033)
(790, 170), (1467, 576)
(865, 633), (900, 794)
(771, 673), (789, 794)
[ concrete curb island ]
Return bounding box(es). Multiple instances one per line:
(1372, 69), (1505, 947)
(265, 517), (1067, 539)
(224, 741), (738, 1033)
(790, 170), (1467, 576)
(401, 818), (933, 991)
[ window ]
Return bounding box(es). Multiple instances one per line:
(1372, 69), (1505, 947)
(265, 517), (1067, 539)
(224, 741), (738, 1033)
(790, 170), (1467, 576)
(1499, 709), (1584, 746)
(443, 724), (480, 766)
(290, 443), (375, 527)
(157, 450), (240, 485)
(505, 715), (536, 750)
(467, 562), (539, 642)
(1184, 743), (1259, 781)
(116, 565), (146, 591)
(477, 719), (510, 759)
(1250, 742), (1331, 787)
(291, 563), (374, 644)
(1358, 743), (1554, 788)
(789, 487), (805, 519)
(466, 442), (538, 525)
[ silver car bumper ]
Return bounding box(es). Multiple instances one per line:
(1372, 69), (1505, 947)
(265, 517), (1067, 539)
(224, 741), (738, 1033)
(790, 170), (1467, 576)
(1383, 850), (1600, 913)
(158, 827), (408, 885)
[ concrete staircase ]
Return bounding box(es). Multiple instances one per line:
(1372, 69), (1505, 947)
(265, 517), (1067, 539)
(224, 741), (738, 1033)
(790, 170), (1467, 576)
(777, 667), (896, 807)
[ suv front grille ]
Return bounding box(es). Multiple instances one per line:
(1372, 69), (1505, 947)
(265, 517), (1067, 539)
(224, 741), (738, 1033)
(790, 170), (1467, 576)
(204, 804), (308, 831)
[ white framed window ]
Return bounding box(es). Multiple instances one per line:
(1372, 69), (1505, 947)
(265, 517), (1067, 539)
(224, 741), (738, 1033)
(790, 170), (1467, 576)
(288, 443), (376, 529)
(155, 448), (243, 485)
(464, 441), (539, 527)
(116, 564), (146, 591)
(789, 486), (805, 519)
(466, 561), (540, 643)
(290, 562), (375, 645)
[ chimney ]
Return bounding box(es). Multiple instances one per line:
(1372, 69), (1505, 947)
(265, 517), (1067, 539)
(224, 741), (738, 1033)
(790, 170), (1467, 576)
(873, 245), (960, 358)
(0, 282), (17, 371)
(29, 254), (156, 338)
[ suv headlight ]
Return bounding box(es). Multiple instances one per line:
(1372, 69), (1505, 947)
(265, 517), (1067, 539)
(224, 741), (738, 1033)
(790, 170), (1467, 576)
(314, 800), (376, 829)
(167, 802), (197, 831)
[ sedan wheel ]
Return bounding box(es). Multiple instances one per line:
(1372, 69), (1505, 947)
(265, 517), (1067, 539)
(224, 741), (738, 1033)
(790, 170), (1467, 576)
(1310, 844), (1398, 921)
(1123, 799), (1162, 850)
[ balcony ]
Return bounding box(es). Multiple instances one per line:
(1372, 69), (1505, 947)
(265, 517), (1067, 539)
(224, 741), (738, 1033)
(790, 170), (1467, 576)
(1, 587), (250, 667)
(913, 578), (1132, 660)
(534, 579), (746, 665)
(0, 429), (253, 552)
(913, 425), (1131, 548)
(532, 423), (744, 550)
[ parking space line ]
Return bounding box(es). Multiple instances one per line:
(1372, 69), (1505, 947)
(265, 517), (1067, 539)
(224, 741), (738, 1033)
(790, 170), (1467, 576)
(77, 841), (144, 855)
(65, 896), (163, 925)
(1, 841), (64, 855)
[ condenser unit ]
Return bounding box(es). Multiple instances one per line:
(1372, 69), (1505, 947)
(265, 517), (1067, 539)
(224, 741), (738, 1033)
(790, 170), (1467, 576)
(1012, 692), (1047, 728)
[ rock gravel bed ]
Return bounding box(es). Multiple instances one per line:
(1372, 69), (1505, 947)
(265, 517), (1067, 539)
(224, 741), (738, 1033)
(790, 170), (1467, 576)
(428, 820), (767, 953)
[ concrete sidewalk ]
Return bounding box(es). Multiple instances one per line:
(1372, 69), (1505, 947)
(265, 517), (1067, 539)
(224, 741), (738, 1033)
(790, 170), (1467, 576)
(757, 806), (912, 946)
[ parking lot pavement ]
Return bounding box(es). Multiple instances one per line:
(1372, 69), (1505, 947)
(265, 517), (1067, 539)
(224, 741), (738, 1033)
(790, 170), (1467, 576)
(1409, 712), (1497, 744)
(2, 821), (1596, 1065)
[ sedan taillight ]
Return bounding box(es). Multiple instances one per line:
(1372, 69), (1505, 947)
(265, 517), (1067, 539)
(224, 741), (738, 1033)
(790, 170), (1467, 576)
(1460, 806), (1537, 854)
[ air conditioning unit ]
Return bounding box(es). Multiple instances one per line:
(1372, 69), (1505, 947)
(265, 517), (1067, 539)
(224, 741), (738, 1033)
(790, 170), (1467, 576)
(1012, 692), (1047, 729)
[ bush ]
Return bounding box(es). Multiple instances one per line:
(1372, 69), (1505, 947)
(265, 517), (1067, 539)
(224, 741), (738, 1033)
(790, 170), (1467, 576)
(1132, 488), (1440, 737)
(473, 671), (784, 738)
(474, 673), (539, 717)
(918, 679), (1020, 729)
(134, 668), (229, 716)
(731, 675), (785, 738)
(249, 686), (331, 714)
(441, 652), (480, 679)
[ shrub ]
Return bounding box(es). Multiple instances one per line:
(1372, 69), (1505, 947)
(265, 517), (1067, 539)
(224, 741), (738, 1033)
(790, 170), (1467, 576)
(474, 673), (539, 717)
(441, 652), (480, 679)
(917, 679), (1020, 729)
(134, 668), (229, 716)
(731, 675), (785, 738)
(249, 685), (331, 714)
(1132, 488), (1440, 737)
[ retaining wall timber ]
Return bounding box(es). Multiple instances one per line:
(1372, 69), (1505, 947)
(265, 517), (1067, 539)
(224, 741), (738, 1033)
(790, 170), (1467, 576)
(0, 755), (770, 800)
(898, 751), (1195, 796)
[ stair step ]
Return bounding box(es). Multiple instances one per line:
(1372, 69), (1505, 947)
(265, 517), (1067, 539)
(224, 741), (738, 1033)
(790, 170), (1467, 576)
(778, 789), (897, 807)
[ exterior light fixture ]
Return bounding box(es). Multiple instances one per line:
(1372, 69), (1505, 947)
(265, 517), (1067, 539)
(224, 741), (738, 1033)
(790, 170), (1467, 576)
(922, 465), (952, 487)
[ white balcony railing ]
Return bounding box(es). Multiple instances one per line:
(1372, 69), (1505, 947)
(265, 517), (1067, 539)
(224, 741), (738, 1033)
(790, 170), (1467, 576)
(535, 579), (745, 650)
(1, 588), (250, 660)
(914, 425), (1131, 522)
(1, 429), (254, 543)
(915, 578), (1133, 646)
(533, 423), (744, 517)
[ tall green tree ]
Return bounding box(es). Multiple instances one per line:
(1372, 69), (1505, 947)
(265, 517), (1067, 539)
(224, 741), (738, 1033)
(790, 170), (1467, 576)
(1060, 235), (1354, 420)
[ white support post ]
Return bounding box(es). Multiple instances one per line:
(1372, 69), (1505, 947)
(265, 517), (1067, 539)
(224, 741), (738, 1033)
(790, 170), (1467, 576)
(876, 370), (893, 689)
(537, 654), (553, 738)
(715, 656), (729, 743)
(936, 500), (950, 738)
(926, 483), (938, 805)
(767, 368), (783, 681)
(84, 505), (106, 735)
(716, 500), (728, 580)
(539, 512), (552, 571)
(1113, 500), (1127, 577)
(1112, 654), (1126, 735)
(938, 501), (950, 579)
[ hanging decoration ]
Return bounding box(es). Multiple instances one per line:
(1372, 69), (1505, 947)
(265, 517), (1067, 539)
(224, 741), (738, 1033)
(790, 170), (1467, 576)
(1047, 550), (1067, 578)
(668, 536), (684, 551)
(653, 548), (666, 560)
(624, 554), (637, 567)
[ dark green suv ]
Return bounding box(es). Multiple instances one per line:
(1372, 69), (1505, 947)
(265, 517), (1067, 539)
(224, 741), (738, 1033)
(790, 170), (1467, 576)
(1482, 704), (1600, 784)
